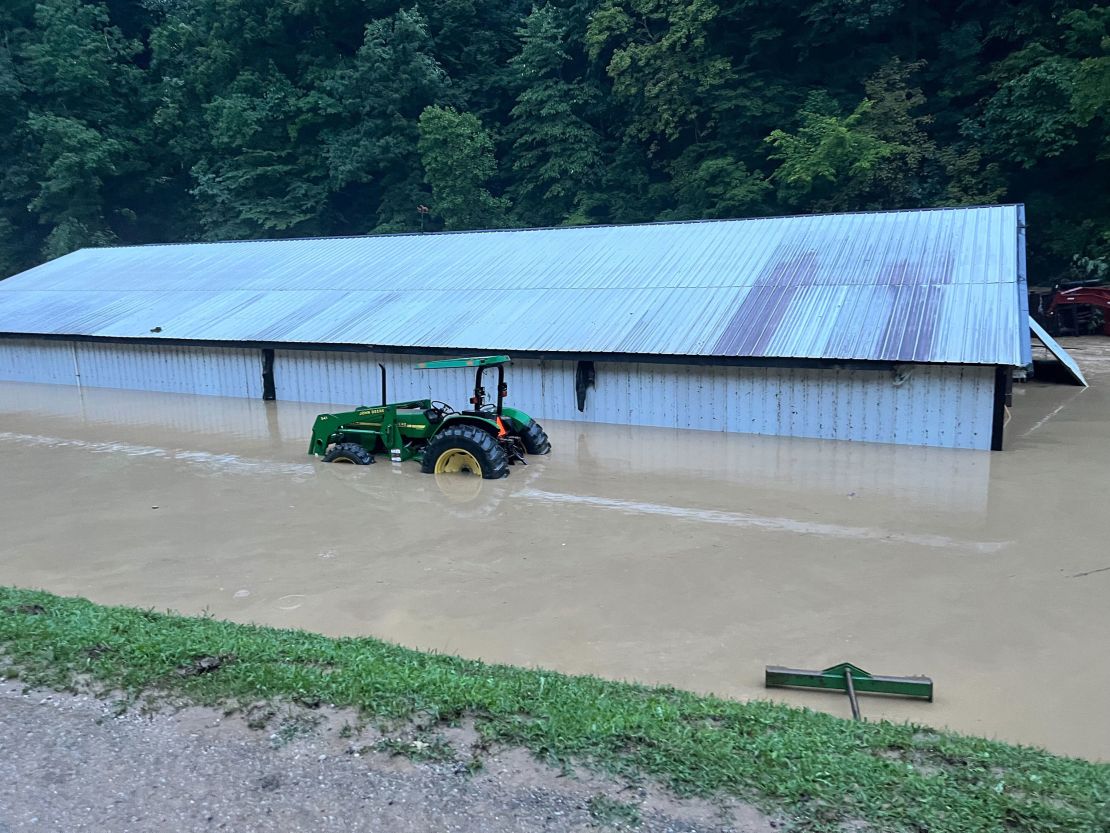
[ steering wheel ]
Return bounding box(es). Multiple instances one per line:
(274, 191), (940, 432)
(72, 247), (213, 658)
(430, 400), (455, 415)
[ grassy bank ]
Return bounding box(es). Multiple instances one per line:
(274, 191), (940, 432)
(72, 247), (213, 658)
(1, 586), (1105, 832)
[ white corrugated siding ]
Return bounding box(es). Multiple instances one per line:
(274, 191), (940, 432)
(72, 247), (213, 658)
(0, 339), (995, 449)
(0, 339), (75, 383)
(0, 339), (261, 398)
(274, 349), (993, 450)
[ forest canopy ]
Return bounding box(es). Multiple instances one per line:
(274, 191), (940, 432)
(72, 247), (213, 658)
(0, 0), (1107, 282)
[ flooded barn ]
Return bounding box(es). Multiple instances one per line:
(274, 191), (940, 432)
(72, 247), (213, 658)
(0, 205), (1037, 449)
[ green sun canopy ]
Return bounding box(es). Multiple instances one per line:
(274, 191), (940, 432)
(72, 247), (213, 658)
(415, 355), (511, 370)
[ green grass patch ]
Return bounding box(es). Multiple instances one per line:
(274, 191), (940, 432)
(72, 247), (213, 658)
(1, 586), (1107, 831)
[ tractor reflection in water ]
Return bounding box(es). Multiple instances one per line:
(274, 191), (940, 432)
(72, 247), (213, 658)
(307, 356), (551, 479)
(315, 456), (544, 520)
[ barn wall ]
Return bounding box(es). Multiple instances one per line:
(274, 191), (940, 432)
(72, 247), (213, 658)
(0, 339), (262, 398)
(0, 338), (75, 384)
(274, 349), (995, 450)
(0, 339), (996, 449)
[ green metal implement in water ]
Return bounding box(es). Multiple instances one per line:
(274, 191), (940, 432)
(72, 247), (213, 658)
(765, 662), (933, 720)
(307, 355), (551, 478)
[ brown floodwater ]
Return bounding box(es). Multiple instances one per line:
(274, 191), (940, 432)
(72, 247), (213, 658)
(1, 340), (1108, 760)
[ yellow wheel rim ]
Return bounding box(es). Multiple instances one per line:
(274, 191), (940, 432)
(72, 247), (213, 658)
(332, 457), (354, 464)
(434, 448), (482, 476)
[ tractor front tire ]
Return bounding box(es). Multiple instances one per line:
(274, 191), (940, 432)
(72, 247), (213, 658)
(421, 425), (509, 479)
(518, 419), (551, 455)
(323, 442), (374, 465)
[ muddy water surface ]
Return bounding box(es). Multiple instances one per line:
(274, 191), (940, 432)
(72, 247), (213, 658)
(1, 341), (1108, 760)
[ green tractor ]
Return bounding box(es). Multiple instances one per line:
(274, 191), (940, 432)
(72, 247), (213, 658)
(307, 355), (550, 478)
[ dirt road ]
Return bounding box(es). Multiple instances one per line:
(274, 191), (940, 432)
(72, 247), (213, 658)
(0, 683), (768, 833)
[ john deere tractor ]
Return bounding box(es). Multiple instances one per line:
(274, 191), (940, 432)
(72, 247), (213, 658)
(307, 355), (550, 478)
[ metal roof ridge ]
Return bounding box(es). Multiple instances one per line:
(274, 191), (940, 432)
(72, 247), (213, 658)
(63, 204), (1023, 253)
(0, 279), (1018, 293)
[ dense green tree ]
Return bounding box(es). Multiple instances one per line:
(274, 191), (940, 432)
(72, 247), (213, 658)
(765, 93), (902, 211)
(0, 0), (1107, 281)
(188, 66), (330, 238)
(320, 9), (449, 233)
(0, 7), (39, 276)
(662, 144), (770, 220)
(416, 0), (530, 119)
(418, 105), (509, 229)
(586, 0), (732, 146)
(506, 4), (603, 226)
(18, 0), (148, 257)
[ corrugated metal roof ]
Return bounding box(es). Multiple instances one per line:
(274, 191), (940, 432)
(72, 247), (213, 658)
(0, 205), (1029, 365)
(1030, 317), (1087, 386)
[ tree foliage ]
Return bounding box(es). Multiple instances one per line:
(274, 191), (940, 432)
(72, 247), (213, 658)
(507, 5), (604, 226)
(0, 0), (1107, 280)
(418, 105), (509, 229)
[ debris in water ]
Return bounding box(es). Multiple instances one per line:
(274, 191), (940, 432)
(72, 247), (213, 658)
(277, 594), (305, 610)
(1072, 566), (1110, 578)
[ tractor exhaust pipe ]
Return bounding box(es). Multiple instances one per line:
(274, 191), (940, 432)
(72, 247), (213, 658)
(379, 363), (387, 405)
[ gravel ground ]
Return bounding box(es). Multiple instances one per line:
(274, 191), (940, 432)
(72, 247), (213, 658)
(0, 683), (775, 833)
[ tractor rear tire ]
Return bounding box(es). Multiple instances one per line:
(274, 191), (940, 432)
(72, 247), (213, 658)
(421, 425), (509, 479)
(518, 419), (551, 455)
(323, 442), (374, 465)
